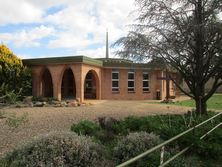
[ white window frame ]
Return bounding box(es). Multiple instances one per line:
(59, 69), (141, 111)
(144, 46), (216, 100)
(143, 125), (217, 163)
(128, 71), (135, 92)
(143, 71), (149, 92)
(112, 70), (119, 92)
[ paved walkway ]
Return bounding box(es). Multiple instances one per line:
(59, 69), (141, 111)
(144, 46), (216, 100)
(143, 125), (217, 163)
(0, 99), (191, 158)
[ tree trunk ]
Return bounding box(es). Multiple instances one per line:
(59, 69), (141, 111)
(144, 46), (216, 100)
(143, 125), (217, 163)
(195, 98), (207, 115)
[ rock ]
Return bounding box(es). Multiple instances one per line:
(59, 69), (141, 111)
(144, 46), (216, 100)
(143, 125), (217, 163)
(68, 101), (78, 107)
(54, 103), (62, 107)
(81, 103), (86, 106)
(60, 101), (67, 107)
(51, 100), (60, 105)
(23, 96), (33, 104)
(42, 102), (47, 106)
(28, 102), (34, 107)
(34, 102), (44, 107)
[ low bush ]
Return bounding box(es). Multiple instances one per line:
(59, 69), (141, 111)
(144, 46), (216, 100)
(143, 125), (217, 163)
(5, 112), (28, 130)
(68, 112), (222, 166)
(113, 132), (162, 166)
(71, 120), (101, 136)
(2, 132), (111, 167)
(192, 128), (222, 159)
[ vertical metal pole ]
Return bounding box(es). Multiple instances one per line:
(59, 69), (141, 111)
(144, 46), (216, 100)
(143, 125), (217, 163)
(160, 146), (165, 165)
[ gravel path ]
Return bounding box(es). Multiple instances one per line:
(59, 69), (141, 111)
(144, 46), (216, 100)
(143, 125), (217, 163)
(0, 100), (191, 158)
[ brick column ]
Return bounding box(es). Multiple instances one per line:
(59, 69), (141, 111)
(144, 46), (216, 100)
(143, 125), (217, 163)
(71, 64), (84, 102)
(48, 66), (63, 101)
(96, 70), (102, 100)
(31, 67), (42, 97)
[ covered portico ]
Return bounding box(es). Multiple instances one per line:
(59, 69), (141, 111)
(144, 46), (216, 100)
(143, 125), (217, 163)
(24, 56), (102, 102)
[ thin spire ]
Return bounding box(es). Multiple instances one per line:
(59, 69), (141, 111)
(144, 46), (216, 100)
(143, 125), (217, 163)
(106, 29), (109, 59)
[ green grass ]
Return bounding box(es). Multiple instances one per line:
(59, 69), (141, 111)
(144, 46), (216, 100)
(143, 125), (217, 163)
(174, 94), (222, 110)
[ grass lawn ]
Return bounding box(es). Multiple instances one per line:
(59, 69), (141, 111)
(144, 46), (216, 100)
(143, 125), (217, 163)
(174, 94), (222, 110)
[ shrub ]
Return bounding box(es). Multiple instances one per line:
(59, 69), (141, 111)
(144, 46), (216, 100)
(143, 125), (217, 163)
(5, 112), (28, 130)
(71, 120), (100, 136)
(0, 44), (32, 99)
(192, 128), (222, 159)
(113, 132), (162, 166)
(2, 132), (111, 167)
(98, 117), (119, 131)
(122, 116), (150, 132)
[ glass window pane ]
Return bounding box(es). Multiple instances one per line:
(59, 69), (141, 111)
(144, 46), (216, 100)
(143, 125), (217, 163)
(112, 88), (119, 91)
(143, 81), (149, 87)
(112, 81), (119, 87)
(86, 72), (92, 79)
(128, 88), (134, 91)
(143, 88), (149, 91)
(112, 72), (119, 79)
(128, 81), (134, 87)
(86, 81), (92, 88)
(128, 73), (134, 79)
(143, 73), (149, 80)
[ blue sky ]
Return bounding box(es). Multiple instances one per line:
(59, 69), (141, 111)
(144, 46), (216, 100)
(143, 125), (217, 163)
(0, 0), (135, 59)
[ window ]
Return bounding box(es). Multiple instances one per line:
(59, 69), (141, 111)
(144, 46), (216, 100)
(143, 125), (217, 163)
(112, 70), (119, 92)
(128, 71), (135, 92)
(85, 72), (93, 93)
(143, 72), (149, 92)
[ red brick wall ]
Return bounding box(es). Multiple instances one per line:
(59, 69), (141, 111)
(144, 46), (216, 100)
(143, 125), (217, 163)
(31, 63), (179, 101)
(101, 68), (161, 100)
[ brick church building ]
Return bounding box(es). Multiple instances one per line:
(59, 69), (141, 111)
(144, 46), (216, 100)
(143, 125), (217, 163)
(23, 56), (179, 102)
(23, 33), (180, 102)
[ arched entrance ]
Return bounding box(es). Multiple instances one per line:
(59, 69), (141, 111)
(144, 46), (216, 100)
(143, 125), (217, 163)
(84, 70), (99, 99)
(41, 68), (53, 97)
(61, 68), (76, 99)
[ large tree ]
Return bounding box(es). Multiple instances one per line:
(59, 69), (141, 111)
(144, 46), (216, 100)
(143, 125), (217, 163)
(115, 0), (222, 114)
(0, 44), (31, 97)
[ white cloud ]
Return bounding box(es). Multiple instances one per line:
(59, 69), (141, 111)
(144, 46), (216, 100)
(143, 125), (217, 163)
(0, 25), (55, 47)
(0, 0), (44, 25)
(0, 0), (136, 58)
(45, 0), (135, 51)
(75, 46), (117, 58)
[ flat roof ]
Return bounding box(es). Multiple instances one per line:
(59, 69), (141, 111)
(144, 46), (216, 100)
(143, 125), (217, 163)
(23, 56), (103, 67)
(23, 56), (162, 69)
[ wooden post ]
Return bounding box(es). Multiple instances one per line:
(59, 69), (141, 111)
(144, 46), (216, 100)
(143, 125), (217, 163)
(166, 69), (170, 101)
(157, 70), (174, 101)
(160, 146), (165, 165)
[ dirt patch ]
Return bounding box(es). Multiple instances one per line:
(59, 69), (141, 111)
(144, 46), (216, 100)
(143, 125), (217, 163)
(0, 100), (191, 158)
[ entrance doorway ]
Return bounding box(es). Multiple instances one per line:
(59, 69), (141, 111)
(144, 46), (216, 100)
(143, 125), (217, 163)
(84, 70), (98, 99)
(41, 68), (53, 97)
(61, 68), (76, 99)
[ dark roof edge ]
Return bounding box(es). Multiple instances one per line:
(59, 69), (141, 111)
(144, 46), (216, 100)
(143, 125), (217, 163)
(23, 56), (103, 67)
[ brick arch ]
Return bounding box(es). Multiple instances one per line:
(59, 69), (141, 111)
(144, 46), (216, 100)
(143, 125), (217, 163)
(39, 67), (53, 97)
(58, 66), (77, 100)
(83, 69), (101, 100)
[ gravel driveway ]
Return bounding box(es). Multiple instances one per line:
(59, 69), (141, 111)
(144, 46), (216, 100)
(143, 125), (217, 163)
(0, 100), (191, 158)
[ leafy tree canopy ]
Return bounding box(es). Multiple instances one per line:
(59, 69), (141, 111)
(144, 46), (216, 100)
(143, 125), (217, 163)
(0, 44), (31, 97)
(114, 0), (222, 114)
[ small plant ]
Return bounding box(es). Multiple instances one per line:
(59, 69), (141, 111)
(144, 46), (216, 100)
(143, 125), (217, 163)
(98, 117), (119, 131)
(71, 120), (101, 136)
(0, 110), (6, 119)
(5, 112), (28, 130)
(114, 132), (162, 165)
(2, 132), (111, 167)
